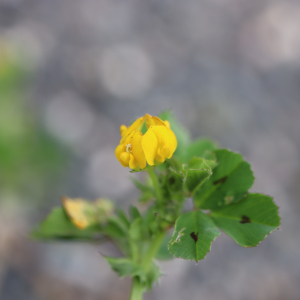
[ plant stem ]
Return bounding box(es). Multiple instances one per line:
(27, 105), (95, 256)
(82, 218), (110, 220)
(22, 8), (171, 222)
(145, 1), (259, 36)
(142, 231), (165, 270)
(130, 277), (145, 300)
(129, 232), (165, 300)
(148, 168), (163, 204)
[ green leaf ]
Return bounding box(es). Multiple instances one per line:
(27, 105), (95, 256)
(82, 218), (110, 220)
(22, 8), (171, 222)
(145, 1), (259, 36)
(210, 193), (280, 247)
(104, 257), (141, 278)
(166, 170), (185, 194)
(31, 207), (102, 241)
(194, 149), (254, 209)
(155, 233), (173, 260)
(168, 211), (220, 262)
(131, 178), (155, 202)
(129, 217), (143, 241)
(116, 208), (131, 229)
(184, 138), (218, 161)
(145, 261), (161, 289)
(159, 111), (190, 157)
(130, 205), (142, 221)
(104, 257), (161, 290)
(184, 157), (217, 195)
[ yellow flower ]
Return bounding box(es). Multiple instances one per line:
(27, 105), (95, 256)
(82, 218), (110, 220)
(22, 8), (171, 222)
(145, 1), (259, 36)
(62, 197), (114, 229)
(115, 114), (177, 169)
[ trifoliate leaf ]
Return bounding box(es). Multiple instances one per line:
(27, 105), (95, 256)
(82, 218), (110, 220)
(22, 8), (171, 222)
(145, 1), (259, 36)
(194, 149), (254, 209)
(168, 211), (220, 262)
(210, 193), (280, 247)
(184, 157), (217, 195)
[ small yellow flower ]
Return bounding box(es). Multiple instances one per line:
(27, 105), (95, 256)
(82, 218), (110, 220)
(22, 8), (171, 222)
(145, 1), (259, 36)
(62, 197), (114, 229)
(115, 114), (177, 169)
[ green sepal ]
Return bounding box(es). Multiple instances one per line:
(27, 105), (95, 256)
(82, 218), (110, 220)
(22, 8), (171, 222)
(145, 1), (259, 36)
(168, 211), (220, 262)
(210, 193), (280, 247)
(30, 207), (103, 241)
(194, 149), (254, 209)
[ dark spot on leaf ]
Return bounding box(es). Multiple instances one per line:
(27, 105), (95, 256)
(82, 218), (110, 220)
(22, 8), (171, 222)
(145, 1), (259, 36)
(213, 176), (228, 185)
(169, 176), (175, 185)
(154, 212), (158, 217)
(240, 215), (251, 224)
(190, 232), (198, 243)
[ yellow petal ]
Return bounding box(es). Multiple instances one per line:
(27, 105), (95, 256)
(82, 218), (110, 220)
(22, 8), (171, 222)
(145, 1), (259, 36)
(120, 117), (144, 143)
(164, 120), (170, 128)
(120, 125), (127, 136)
(155, 148), (165, 163)
(145, 115), (167, 129)
(141, 128), (159, 165)
(129, 154), (139, 169)
(131, 131), (146, 169)
(120, 152), (130, 166)
(115, 144), (127, 167)
(150, 125), (177, 157)
(161, 145), (171, 158)
(62, 197), (92, 229)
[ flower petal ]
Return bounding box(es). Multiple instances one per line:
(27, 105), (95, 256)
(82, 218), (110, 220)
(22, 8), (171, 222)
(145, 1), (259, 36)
(145, 115), (167, 129)
(129, 154), (139, 169)
(120, 125), (127, 137)
(120, 117), (144, 143)
(120, 152), (130, 166)
(115, 144), (127, 167)
(150, 125), (177, 157)
(131, 131), (146, 169)
(155, 148), (165, 163)
(141, 128), (158, 165)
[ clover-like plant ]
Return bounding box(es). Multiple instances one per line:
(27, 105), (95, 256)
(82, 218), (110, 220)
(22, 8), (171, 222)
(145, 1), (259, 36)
(32, 112), (280, 300)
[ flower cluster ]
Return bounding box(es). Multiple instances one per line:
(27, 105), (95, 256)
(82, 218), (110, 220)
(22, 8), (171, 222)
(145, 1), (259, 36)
(115, 114), (177, 170)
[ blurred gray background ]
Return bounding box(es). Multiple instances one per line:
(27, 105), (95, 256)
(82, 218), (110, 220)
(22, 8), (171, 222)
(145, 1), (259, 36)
(0, 0), (300, 299)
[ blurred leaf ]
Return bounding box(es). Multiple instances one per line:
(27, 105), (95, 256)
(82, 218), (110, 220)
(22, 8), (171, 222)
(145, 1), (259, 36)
(130, 205), (142, 221)
(129, 217), (143, 241)
(104, 257), (141, 277)
(155, 232), (173, 260)
(183, 138), (219, 161)
(31, 207), (102, 241)
(194, 149), (254, 209)
(159, 111), (190, 157)
(131, 178), (155, 202)
(62, 197), (114, 229)
(104, 257), (161, 290)
(169, 211), (220, 262)
(210, 193), (280, 247)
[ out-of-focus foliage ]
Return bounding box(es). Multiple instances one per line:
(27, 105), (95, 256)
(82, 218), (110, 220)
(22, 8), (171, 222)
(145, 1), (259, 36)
(0, 41), (68, 203)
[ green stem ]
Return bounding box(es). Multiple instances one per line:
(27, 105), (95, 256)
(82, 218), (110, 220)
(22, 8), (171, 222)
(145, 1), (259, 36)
(130, 277), (145, 300)
(142, 231), (165, 270)
(129, 232), (165, 300)
(148, 168), (163, 204)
